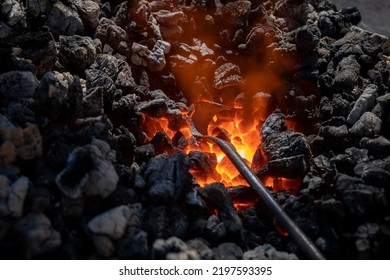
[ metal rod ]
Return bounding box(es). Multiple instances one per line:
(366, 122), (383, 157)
(191, 123), (325, 260)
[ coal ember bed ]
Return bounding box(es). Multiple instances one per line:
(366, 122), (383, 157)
(1, 0), (390, 260)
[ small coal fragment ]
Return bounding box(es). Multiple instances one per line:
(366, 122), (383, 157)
(188, 151), (221, 183)
(187, 238), (214, 260)
(70, 0), (101, 30)
(334, 55), (360, 91)
(347, 84), (378, 125)
(360, 136), (390, 156)
(13, 213), (62, 258)
(213, 242), (243, 260)
(244, 243), (298, 260)
(47, 1), (84, 36)
(336, 174), (388, 218)
(56, 139), (119, 199)
(87, 205), (130, 239)
(199, 183), (242, 239)
(350, 112), (382, 138)
(0, 71), (38, 99)
(141, 153), (192, 204)
(0, 175), (29, 218)
(152, 236), (199, 260)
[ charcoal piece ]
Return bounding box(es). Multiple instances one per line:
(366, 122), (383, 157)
(144, 205), (189, 240)
(116, 228), (149, 259)
(91, 54), (136, 94)
(319, 125), (348, 138)
(213, 62), (243, 90)
(334, 55), (360, 92)
(353, 223), (390, 259)
(349, 112), (382, 137)
(134, 143), (155, 164)
(187, 238), (213, 260)
(0, 121), (42, 163)
(151, 236), (189, 260)
(300, 173), (322, 195)
(172, 131), (188, 149)
(0, 71), (38, 99)
(336, 174), (388, 218)
(58, 35), (98, 74)
(238, 206), (267, 236)
(131, 40), (171, 72)
(213, 242), (243, 260)
(362, 169), (390, 191)
(188, 151), (221, 183)
(153, 10), (184, 26)
(206, 215), (227, 243)
(0, 175), (29, 218)
(81, 87), (104, 117)
(1, 0), (25, 26)
(260, 110), (288, 142)
(345, 147), (369, 165)
(47, 1), (84, 35)
(0, 21), (12, 38)
(347, 84), (378, 125)
(243, 243), (298, 260)
(377, 93), (390, 115)
(360, 136), (390, 156)
(227, 186), (258, 204)
(95, 18), (130, 55)
(34, 72), (83, 122)
(142, 153), (192, 203)
(313, 154), (331, 174)
(295, 24), (321, 55)
(6, 29), (57, 75)
(319, 197), (345, 223)
(137, 99), (168, 118)
(257, 155), (307, 179)
(14, 213), (61, 258)
(70, 0), (100, 30)
(200, 183), (242, 238)
(283, 195), (320, 239)
(317, 10), (351, 38)
(56, 139), (119, 199)
(221, 1), (251, 28)
(150, 131), (174, 155)
(25, 0), (47, 18)
(87, 205), (130, 239)
(330, 154), (355, 175)
(92, 234), (115, 258)
(354, 156), (390, 177)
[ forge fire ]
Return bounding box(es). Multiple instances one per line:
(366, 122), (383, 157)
(1, 0), (390, 260)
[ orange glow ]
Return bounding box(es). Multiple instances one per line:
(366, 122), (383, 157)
(133, 0), (301, 192)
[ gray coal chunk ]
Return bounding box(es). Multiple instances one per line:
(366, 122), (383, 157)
(360, 136), (390, 155)
(187, 238), (214, 260)
(353, 223), (390, 259)
(257, 155), (307, 178)
(81, 87), (104, 117)
(213, 242), (243, 260)
(336, 174), (388, 218)
(362, 168), (390, 190)
(349, 112), (382, 137)
(347, 84), (378, 125)
(56, 139), (119, 199)
(47, 1), (84, 35)
(213, 62), (243, 90)
(1, 0), (25, 26)
(244, 243), (299, 260)
(320, 125), (348, 138)
(131, 40), (171, 72)
(152, 236), (188, 260)
(221, 1), (251, 28)
(95, 18), (130, 55)
(0, 71), (38, 99)
(200, 183), (242, 237)
(15, 213), (61, 257)
(0, 175), (29, 217)
(261, 110), (288, 142)
(334, 55), (360, 91)
(70, 0), (101, 29)
(59, 35), (98, 74)
(354, 156), (390, 177)
(142, 154), (192, 204)
(87, 205), (130, 239)
(0, 21), (12, 38)
(116, 228), (149, 259)
(25, 0), (47, 18)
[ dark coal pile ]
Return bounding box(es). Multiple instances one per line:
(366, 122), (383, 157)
(1, 0), (390, 260)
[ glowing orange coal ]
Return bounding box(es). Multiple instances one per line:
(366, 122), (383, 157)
(132, 0), (300, 191)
